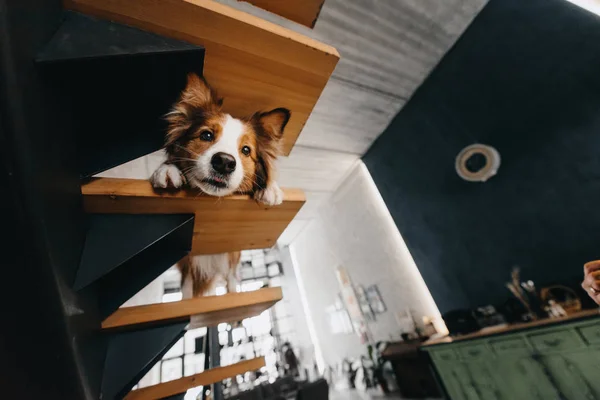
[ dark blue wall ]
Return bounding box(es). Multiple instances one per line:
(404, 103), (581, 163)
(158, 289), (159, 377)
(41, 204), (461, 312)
(363, 0), (600, 313)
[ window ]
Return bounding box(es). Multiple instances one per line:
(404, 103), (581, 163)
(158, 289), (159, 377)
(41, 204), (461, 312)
(149, 247), (295, 393)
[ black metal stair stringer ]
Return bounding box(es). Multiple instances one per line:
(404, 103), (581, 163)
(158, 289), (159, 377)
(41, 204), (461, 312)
(36, 11), (205, 177)
(102, 322), (189, 400)
(76, 213), (195, 319)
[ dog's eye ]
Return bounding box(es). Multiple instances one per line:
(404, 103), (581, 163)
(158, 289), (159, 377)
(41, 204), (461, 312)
(241, 146), (251, 156)
(199, 131), (214, 141)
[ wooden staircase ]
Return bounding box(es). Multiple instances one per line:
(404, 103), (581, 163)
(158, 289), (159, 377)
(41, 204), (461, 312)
(0, 0), (336, 399)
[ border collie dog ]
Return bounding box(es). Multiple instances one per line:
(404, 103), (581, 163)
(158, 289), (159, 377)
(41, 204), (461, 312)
(151, 73), (290, 297)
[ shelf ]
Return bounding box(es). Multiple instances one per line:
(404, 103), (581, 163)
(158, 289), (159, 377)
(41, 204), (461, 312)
(64, 0), (340, 155)
(102, 287), (283, 330)
(125, 357), (266, 400)
(82, 178), (306, 254)
(242, 0), (325, 28)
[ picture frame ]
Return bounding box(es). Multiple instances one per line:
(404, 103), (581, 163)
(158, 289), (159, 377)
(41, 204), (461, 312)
(355, 285), (376, 321)
(366, 285), (387, 314)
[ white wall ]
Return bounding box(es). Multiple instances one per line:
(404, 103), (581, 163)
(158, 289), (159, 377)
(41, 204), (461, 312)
(287, 162), (443, 367)
(277, 247), (319, 368)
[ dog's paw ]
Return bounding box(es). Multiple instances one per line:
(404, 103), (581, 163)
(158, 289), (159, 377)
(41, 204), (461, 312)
(254, 183), (284, 206)
(150, 163), (185, 189)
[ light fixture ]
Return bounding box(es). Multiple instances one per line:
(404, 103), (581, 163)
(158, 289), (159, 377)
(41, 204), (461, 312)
(455, 144), (501, 182)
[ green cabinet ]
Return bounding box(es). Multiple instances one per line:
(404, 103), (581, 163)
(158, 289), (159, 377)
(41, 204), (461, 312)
(423, 317), (600, 400)
(435, 360), (476, 400)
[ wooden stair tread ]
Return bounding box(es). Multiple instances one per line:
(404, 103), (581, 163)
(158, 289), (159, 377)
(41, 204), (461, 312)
(124, 357), (265, 400)
(241, 0), (325, 28)
(102, 287), (283, 330)
(82, 178), (305, 254)
(64, 0), (340, 155)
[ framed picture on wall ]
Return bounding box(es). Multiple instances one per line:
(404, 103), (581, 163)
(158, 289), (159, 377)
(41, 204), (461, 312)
(355, 285), (376, 321)
(335, 266), (371, 343)
(366, 285), (387, 314)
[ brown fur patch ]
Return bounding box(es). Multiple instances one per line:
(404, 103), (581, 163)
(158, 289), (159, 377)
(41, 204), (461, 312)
(228, 251), (241, 267)
(248, 108), (291, 191)
(164, 75), (223, 156)
(178, 252), (242, 297)
(237, 129), (259, 193)
(177, 255), (214, 296)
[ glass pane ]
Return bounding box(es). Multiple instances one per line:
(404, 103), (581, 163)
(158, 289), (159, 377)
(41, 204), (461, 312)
(240, 267), (254, 280)
(219, 331), (229, 346)
(184, 327), (207, 354)
(248, 311), (272, 337)
(267, 263), (281, 277)
(253, 266), (267, 277)
(232, 327), (246, 342)
(264, 249), (279, 265)
(265, 349), (277, 371)
(161, 358), (183, 382)
(240, 250), (252, 262)
(163, 338), (184, 359)
(243, 342), (255, 360)
(241, 281), (263, 292)
(184, 353), (204, 376)
(162, 292), (183, 303)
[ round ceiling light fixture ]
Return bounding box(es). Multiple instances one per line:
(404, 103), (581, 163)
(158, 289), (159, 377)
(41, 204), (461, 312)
(455, 144), (501, 182)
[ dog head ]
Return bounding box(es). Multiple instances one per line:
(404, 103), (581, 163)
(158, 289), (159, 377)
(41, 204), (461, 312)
(164, 73), (290, 196)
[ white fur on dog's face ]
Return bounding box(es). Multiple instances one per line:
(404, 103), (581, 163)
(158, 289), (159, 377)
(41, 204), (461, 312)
(187, 115), (245, 196)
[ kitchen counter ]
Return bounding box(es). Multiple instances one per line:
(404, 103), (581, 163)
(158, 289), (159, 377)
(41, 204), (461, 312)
(421, 309), (600, 399)
(423, 308), (600, 346)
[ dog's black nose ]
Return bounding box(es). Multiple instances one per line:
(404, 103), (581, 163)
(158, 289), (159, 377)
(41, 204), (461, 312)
(211, 152), (236, 174)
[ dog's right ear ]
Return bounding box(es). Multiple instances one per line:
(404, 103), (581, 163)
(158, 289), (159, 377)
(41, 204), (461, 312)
(179, 73), (223, 109)
(164, 74), (222, 151)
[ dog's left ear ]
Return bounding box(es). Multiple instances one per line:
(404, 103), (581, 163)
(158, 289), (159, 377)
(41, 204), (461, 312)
(252, 108), (290, 193)
(255, 108), (291, 139)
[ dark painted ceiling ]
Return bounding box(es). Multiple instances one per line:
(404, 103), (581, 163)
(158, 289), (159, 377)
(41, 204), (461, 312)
(363, 0), (600, 313)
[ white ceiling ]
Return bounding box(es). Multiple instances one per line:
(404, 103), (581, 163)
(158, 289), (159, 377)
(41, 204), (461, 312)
(99, 0), (488, 246)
